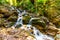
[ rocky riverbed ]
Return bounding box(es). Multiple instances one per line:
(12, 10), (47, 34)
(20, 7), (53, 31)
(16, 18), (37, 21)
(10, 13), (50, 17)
(0, 4), (60, 40)
(0, 27), (36, 40)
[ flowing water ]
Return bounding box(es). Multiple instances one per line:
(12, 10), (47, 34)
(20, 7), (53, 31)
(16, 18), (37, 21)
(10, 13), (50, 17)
(11, 8), (54, 40)
(26, 18), (54, 40)
(11, 8), (26, 29)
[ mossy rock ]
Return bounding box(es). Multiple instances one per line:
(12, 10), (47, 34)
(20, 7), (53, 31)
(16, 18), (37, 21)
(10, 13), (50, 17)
(23, 15), (31, 24)
(7, 14), (17, 22)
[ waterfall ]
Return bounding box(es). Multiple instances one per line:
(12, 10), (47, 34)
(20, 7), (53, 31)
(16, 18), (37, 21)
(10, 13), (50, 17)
(11, 9), (26, 29)
(26, 18), (54, 40)
(11, 7), (54, 40)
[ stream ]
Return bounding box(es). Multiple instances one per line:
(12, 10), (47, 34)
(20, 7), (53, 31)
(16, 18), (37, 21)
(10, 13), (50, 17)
(11, 7), (54, 40)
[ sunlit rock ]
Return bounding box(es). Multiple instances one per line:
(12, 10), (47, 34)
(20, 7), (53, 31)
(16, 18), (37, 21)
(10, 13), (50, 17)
(0, 28), (36, 40)
(55, 34), (60, 40)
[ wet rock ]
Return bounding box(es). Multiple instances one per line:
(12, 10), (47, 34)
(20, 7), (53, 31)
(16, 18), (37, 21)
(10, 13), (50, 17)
(0, 5), (18, 27)
(7, 14), (17, 22)
(54, 21), (60, 28)
(23, 15), (31, 24)
(55, 34), (60, 40)
(31, 16), (49, 28)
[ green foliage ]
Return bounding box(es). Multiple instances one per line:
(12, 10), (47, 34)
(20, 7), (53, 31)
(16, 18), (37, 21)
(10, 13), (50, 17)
(0, 0), (60, 28)
(0, 0), (7, 4)
(0, 0), (60, 14)
(0, 0), (17, 6)
(37, 0), (47, 4)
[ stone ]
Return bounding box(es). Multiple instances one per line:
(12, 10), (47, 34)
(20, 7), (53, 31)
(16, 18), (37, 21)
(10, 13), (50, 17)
(0, 14), (4, 18)
(0, 28), (36, 40)
(55, 34), (60, 40)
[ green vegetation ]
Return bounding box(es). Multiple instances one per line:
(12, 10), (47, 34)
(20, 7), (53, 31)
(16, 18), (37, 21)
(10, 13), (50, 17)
(0, 0), (60, 28)
(0, 0), (49, 13)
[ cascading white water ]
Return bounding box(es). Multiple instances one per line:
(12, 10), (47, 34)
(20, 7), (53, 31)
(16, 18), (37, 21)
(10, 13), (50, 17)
(15, 9), (23, 26)
(11, 8), (54, 40)
(11, 9), (26, 29)
(26, 18), (54, 40)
